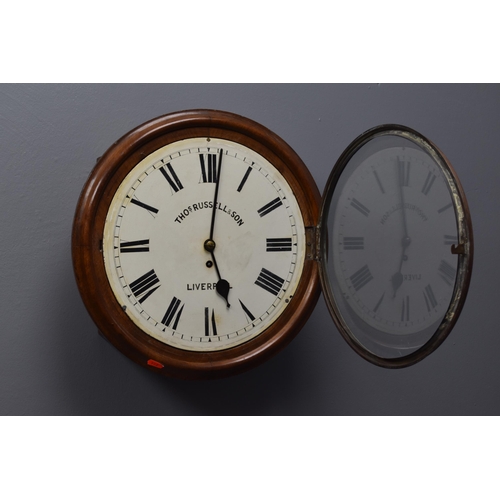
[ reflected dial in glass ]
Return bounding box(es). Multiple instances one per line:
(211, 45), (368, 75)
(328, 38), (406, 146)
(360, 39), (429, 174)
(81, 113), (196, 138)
(322, 128), (472, 363)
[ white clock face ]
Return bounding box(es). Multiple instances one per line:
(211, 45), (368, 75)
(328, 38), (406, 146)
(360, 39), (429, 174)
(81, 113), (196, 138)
(103, 137), (306, 352)
(325, 134), (459, 357)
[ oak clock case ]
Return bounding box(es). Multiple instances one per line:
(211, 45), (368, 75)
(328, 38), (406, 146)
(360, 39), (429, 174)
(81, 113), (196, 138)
(72, 111), (473, 379)
(72, 110), (321, 379)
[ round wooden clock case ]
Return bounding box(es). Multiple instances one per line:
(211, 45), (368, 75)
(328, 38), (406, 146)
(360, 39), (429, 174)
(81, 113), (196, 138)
(72, 110), (321, 379)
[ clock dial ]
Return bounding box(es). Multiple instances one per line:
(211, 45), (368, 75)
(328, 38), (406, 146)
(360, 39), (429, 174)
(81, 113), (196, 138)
(320, 127), (473, 364)
(103, 137), (306, 351)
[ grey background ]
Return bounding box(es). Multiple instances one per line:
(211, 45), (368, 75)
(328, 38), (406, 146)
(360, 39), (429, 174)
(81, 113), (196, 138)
(1, 83), (498, 415)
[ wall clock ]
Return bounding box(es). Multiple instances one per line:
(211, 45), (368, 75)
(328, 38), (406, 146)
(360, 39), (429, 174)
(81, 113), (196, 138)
(72, 110), (473, 378)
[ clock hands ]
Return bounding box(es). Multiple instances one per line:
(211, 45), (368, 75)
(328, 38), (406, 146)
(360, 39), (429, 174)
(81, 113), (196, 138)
(204, 239), (231, 307)
(209, 150), (222, 243)
(391, 157), (412, 298)
(205, 148), (231, 308)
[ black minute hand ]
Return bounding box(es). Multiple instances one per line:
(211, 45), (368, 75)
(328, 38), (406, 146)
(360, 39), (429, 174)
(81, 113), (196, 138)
(204, 148), (231, 307)
(209, 149), (223, 241)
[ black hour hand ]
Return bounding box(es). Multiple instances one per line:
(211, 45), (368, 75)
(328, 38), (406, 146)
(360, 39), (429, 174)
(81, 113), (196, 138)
(216, 279), (231, 308)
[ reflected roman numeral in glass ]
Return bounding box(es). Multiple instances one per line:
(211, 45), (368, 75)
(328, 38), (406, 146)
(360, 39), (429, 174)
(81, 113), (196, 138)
(438, 202), (453, 214)
(255, 268), (285, 295)
(199, 153), (217, 183)
(422, 172), (437, 195)
(204, 307), (218, 337)
(438, 259), (456, 286)
(129, 269), (160, 303)
(266, 238), (292, 252)
(444, 234), (458, 246)
(401, 295), (410, 322)
(423, 284), (438, 312)
(159, 163), (183, 193)
(350, 198), (370, 217)
(130, 197), (159, 215)
(239, 299), (255, 322)
(119, 239), (149, 253)
(258, 197), (283, 217)
(398, 158), (410, 187)
(162, 297), (184, 329)
(349, 264), (373, 291)
(373, 170), (385, 194)
(237, 166), (252, 192)
(343, 237), (364, 250)
(373, 292), (385, 313)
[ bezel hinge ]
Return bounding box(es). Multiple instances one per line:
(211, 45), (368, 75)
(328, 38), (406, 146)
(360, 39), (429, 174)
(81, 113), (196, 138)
(305, 225), (321, 261)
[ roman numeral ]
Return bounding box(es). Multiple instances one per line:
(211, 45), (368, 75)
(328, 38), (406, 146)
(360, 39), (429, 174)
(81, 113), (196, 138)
(424, 284), (438, 312)
(398, 158), (410, 187)
(349, 264), (373, 291)
(401, 295), (410, 322)
(161, 297), (184, 329)
(119, 239), (149, 253)
(130, 197), (159, 215)
(237, 166), (252, 192)
(373, 170), (385, 194)
(255, 268), (285, 296)
(258, 197), (283, 217)
(422, 171), (437, 195)
(204, 307), (218, 337)
(239, 299), (255, 322)
(199, 153), (217, 183)
(129, 269), (160, 303)
(159, 163), (183, 193)
(350, 198), (370, 217)
(444, 234), (458, 246)
(343, 236), (364, 250)
(438, 259), (456, 286)
(266, 238), (292, 252)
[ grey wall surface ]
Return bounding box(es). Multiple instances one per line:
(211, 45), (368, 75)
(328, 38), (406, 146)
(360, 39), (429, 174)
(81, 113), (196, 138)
(1, 83), (498, 415)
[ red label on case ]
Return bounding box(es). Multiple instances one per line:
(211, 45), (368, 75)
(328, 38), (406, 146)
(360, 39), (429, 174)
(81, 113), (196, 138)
(147, 359), (164, 369)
